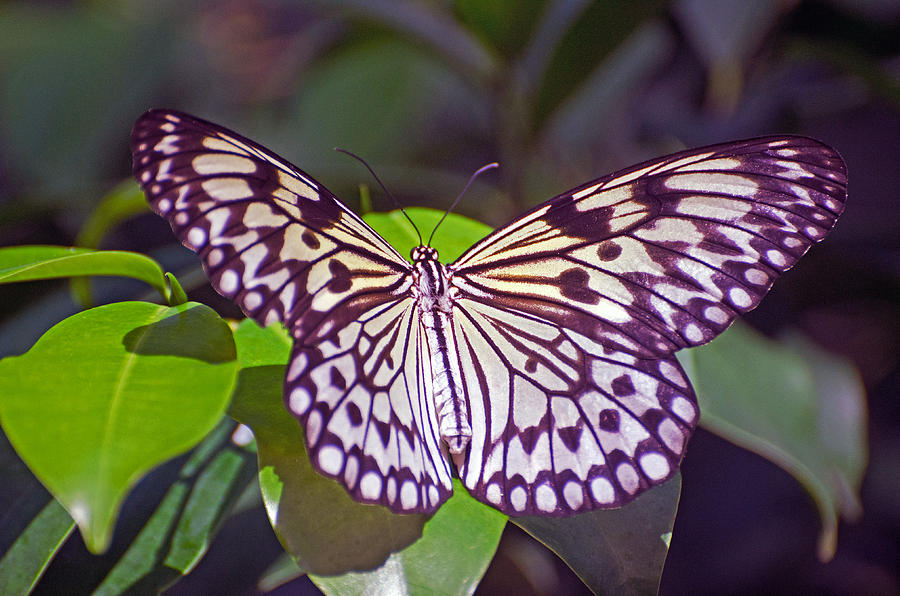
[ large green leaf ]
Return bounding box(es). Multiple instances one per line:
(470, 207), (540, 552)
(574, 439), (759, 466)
(0, 301), (238, 552)
(685, 322), (867, 560)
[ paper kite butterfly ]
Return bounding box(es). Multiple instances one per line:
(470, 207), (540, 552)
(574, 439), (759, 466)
(131, 109), (846, 516)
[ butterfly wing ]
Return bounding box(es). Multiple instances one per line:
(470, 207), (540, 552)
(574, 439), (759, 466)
(132, 109), (453, 513)
(448, 137), (847, 514)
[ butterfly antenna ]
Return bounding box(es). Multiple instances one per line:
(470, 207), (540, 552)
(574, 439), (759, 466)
(427, 162), (499, 247)
(334, 147), (423, 246)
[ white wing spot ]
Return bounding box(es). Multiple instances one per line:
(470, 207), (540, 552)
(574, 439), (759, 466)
(684, 323), (704, 343)
(658, 360), (686, 387)
(657, 418), (685, 453)
(729, 287), (752, 308)
(783, 236), (802, 248)
(510, 486), (528, 512)
(805, 226), (821, 238)
(428, 485), (439, 507)
(344, 455), (359, 488)
(288, 387), (311, 413)
(187, 227), (207, 248)
(535, 483), (557, 512)
(563, 481), (584, 510)
(704, 305), (728, 324)
(287, 353), (309, 382)
(639, 452), (670, 481)
(486, 483), (502, 505)
(219, 270), (239, 294)
(616, 463), (640, 494)
(207, 248), (224, 267)
(243, 291), (263, 311)
(192, 153), (258, 175)
(306, 410), (323, 445)
(669, 396), (697, 424)
(360, 472), (382, 500)
(387, 477), (397, 504)
(766, 249), (787, 268)
(201, 177), (255, 201)
(157, 198), (172, 213)
(400, 481), (418, 509)
(590, 476), (615, 504)
(318, 445), (344, 475)
(744, 268), (769, 285)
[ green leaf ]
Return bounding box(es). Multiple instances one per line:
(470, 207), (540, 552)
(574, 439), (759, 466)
(0, 245), (169, 301)
(311, 479), (506, 596)
(0, 498), (74, 595)
(515, 474), (681, 595)
(685, 322), (867, 560)
(164, 448), (247, 572)
(74, 181), (149, 249)
(165, 272), (188, 307)
(0, 301), (238, 552)
(228, 323), (427, 575)
(363, 207), (492, 264)
(70, 181), (152, 306)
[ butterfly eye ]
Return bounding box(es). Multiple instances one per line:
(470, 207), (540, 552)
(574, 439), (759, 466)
(133, 110), (846, 515)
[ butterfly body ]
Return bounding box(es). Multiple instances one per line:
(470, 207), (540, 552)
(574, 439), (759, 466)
(132, 109), (846, 517)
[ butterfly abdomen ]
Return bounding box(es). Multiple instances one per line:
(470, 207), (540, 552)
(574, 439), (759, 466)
(414, 248), (472, 454)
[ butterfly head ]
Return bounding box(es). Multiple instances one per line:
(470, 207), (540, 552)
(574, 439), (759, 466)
(411, 245), (439, 263)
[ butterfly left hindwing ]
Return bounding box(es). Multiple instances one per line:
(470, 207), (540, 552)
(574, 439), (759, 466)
(132, 110), (847, 517)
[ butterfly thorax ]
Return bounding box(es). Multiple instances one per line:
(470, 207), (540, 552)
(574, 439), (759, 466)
(411, 245), (472, 455)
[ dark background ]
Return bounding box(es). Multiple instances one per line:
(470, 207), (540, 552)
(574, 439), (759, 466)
(1, 1), (898, 594)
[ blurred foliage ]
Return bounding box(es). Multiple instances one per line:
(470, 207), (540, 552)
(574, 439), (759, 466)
(0, 0), (897, 594)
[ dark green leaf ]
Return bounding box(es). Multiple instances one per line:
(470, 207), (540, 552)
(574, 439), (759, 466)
(94, 420), (257, 594)
(0, 498), (74, 595)
(516, 474), (681, 595)
(685, 322), (867, 560)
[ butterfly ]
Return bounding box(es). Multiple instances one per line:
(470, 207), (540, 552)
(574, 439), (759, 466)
(131, 109), (846, 516)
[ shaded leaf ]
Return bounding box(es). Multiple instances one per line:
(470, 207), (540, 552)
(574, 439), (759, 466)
(515, 474), (680, 595)
(311, 479), (506, 596)
(228, 327), (427, 575)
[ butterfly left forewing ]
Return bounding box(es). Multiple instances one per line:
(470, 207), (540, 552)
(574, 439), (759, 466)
(132, 109), (453, 513)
